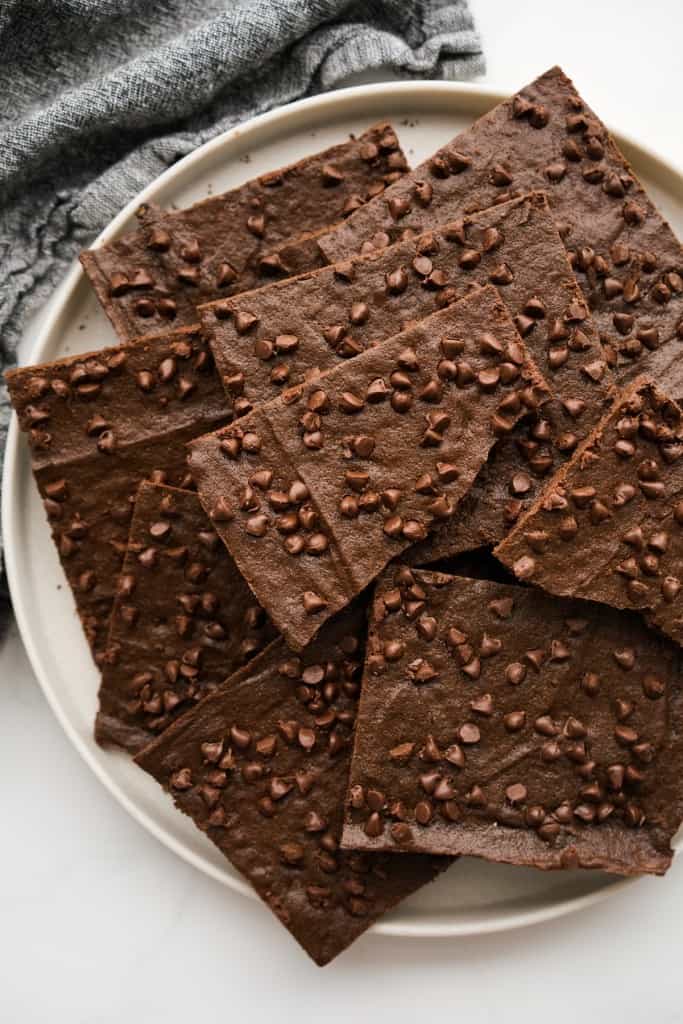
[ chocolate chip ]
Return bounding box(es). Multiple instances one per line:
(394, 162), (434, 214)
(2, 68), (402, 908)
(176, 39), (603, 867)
(506, 783), (527, 804)
(359, 141), (379, 162)
(529, 104), (549, 128)
(318, 162), (344, 186)
(386, 267), (408, 294)
(413, 180), (433, 206)
(504, 711), (526, 732)
(471, 693), (494, 716)
(489, 263), (513, 285)
(431, 153), (462, 181)
(388, 196), (411, 220)
(235, 311), (259, 334)
(216, 261), (238, 287)
(349, 302), (370, 326)
(96, 430), (116, 453)
(246, 213), (266, 238)
(210, 499), (235, 524)
(302, 591), (327, 615)
(458, 723), (480, 744)
(490, 164), (512, 187)
(134, 298), (155, 317)
(242, 432), (262, 454)
(623, 201), (645, 225)
(339, 391), (365, 413)
(545, 161), (566, 182)
(458, 249), (481, 269)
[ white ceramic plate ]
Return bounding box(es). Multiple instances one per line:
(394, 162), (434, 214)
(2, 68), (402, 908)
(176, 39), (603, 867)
(4, 81), (683, 939)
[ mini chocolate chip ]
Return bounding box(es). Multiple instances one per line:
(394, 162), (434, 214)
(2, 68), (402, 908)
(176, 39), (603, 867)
(320, 162), (344, 185)
(413, 180), (433, 206)
(339, 391), (365, 413)
(210, 495), (235, 525)
(170, 768), (192, 791)
(643, 674), (665, 700)
(246, 213), (266, 238)
(504, 711), (526, 732)
(506, 783), (527, 805)
(623, 201), (645, 226)
(471, 693), (494, 716)
(386, 267), (408, 294)
(545, 161), (566, 182)
(97, 430), (116, 453)
(302, 591), (327, 615)
(235, 311), (259, 334)
(529, 104), (549, 128)
(458, 723), (480, 744)
(446, 149), (472, 173)
(458, 248), (481, 269)
(342, 195), (364, 217)
(490, 164), (512, 187)
(489, 263), (513, 285)
(176, 266), (200, 285)
(349, 302), (369, 325)
(359, 141), (379, 162)
(253, 338), (273, 361)
(134, 298), (155, 317)
(466, 786), (487, 808)
(216, 261), (238, 286)
(154, 297), (176, 320)
(388, 196), (411, 220)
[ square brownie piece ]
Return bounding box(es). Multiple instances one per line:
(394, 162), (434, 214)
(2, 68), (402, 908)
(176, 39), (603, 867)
(343, 566), (683, 876)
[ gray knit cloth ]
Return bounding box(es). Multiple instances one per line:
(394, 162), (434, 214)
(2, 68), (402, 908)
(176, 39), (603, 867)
(0, 0), (483, 616)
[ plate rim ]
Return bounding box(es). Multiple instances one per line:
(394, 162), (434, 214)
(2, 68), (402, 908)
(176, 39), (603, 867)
(4, 78), (682, 940)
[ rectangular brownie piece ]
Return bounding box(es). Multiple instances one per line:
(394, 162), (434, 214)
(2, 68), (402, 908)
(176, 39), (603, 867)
(96, 483), (278, 753)
(318, 66), (683, 396)
(342, 567), (683, 876)
(136, 601), (449, 966)
(203, 192), (610, 562)
(80, 123), (408, 342)
(495, 376), (683, 647)
(6, 327), (231, 661)
(204, 192), (607, 424)
(188, 286), (549, 651)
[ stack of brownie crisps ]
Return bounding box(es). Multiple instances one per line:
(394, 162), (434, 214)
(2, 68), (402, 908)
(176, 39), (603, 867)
(7, 67), (683, 966)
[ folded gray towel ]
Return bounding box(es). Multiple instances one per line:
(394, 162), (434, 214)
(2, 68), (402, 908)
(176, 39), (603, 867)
(0, 0), (483, 618)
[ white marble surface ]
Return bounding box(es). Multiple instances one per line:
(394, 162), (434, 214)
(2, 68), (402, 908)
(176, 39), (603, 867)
(2, 2), (682, 1020)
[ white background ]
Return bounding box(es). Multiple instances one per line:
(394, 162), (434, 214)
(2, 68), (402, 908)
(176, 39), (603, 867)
(2, 1), (682, 1020)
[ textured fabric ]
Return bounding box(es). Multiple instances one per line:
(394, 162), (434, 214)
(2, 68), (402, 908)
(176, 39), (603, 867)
(0, 0), (483, 617)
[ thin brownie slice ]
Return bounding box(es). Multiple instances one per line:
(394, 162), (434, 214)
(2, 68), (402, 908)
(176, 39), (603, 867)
(319, 67), (683, 394)
(6, 327), (231, 661)
(188, 287), (549, 651)
(136, 601), (449, 967)
(203, 192), (608, 427)
(342, 567), (683, 876)
(80, 123), (408, 342)
(96, 483), (277, 753)
(495, 377), (683, 646)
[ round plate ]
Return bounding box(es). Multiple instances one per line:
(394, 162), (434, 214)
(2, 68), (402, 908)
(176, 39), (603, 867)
(4, 81), (683, 939)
